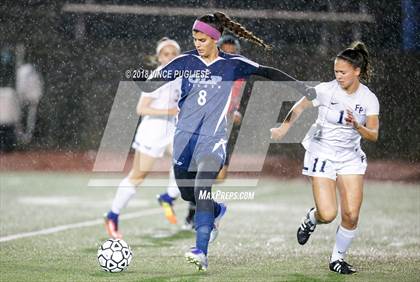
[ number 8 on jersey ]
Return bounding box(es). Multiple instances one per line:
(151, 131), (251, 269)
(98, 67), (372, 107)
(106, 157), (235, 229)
(197, 90), (207, 106)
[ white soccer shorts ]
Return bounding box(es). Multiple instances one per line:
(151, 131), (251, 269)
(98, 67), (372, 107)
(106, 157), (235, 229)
(132, 119), (175, 158)
(302, 149), (367, 181)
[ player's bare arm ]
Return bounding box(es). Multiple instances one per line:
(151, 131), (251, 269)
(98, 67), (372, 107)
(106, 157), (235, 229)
(346, 111), (379, 142)
(270, 97), (313, 140)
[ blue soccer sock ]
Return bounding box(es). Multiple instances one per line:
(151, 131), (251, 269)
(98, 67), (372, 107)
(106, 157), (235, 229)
(107, 210), (119, 221)
(195, 211), (215, 255)
(159, 192), (175, 204)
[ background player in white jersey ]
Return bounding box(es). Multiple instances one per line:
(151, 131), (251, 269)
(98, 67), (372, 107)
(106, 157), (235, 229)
(271, 41), (379, 274)
(104, 37), (181, 239)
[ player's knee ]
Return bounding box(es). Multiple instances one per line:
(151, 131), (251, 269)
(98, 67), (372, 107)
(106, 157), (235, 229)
(195, 198), (214, 212)
(341, 210), (359, 228)
(317, 208), (337, 223)
(128, 171), (147, 185)
(179, 189), (195, 202)
(180, 194), (195, 203)
(129, 174), (144, 184)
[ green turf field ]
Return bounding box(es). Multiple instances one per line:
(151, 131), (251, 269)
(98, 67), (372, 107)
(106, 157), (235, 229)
(0, 172), (419, 281)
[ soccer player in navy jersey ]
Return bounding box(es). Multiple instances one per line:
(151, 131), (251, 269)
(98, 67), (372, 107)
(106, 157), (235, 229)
(178, 35), (244, 230)
(138, 12), (315, 271)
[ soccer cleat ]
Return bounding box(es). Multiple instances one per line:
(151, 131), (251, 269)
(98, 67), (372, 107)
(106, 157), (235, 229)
(329, 259), (357, 274)
(185, 247), (208, 271)
(104, 211), (123, 239)
(157, 193), (177, 224)
(297, 207), (316, 245)
(209, 203), (227, 243)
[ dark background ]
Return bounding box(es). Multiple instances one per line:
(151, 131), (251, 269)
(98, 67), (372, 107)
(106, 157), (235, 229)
(1, 0), (419, 161)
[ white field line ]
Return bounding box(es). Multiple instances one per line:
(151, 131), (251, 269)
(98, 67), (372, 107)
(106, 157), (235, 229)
(87, 178), (259, 187)
(0, 208), (162, 243)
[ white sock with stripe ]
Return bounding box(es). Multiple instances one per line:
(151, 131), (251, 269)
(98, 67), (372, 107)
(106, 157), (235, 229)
(330, 225), (357, 262)
(111, 177), (137, 214)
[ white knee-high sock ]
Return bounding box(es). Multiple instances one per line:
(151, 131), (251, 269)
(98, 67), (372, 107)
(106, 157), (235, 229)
(309, 208), (318, 225)
(111, 177), (136, 214)
(331, 225), (357, 262)
(166, 167), (180, 198)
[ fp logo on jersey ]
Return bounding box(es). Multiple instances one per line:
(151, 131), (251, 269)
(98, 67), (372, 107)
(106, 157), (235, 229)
(355, 104), (363, 114)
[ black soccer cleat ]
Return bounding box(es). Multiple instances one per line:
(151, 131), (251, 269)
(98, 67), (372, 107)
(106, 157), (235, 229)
(297, 207), (316, 245)
(329, 259), (357, 274)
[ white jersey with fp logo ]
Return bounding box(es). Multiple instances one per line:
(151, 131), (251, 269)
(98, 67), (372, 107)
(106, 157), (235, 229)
(302, 80), (379, 161)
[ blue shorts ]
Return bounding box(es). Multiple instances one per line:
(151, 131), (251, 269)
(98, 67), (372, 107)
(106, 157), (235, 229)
(173, 130), (227, 171)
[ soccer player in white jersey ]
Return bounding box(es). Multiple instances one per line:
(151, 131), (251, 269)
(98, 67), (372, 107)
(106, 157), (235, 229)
(104, 38), (182, 239)
(271, 41), (379, 274)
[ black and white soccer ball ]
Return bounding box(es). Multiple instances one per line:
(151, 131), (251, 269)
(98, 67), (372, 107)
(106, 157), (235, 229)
(97, 239), (133, 273)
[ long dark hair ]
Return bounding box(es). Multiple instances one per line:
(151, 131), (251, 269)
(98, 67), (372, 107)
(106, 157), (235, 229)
(196, 12), (271, 50)
(336, 41), (372, 82)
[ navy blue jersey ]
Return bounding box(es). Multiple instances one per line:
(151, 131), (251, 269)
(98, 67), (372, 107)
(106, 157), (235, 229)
(155, 50), (259, 136)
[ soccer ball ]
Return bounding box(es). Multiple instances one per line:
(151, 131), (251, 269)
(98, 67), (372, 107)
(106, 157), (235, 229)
(97, 239), (133, 273)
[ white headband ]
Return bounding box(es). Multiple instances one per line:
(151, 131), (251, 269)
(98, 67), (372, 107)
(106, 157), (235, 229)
(156, 39), (181, 56)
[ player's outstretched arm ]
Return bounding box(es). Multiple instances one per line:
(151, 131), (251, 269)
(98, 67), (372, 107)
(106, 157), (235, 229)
(254, 66), (317, 101)
(270, 97), (313, 141)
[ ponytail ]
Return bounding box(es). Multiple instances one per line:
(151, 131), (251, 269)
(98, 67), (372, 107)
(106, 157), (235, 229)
(337, 41), (372, 82)
(196, 12), (271, 50)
